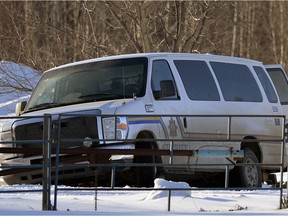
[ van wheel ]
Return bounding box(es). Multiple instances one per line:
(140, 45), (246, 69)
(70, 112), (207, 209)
(237, 147), (262, 187)
(133, 142), (155, 187)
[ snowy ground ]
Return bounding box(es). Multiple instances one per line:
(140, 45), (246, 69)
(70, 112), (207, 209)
(0, 177), (288, 215)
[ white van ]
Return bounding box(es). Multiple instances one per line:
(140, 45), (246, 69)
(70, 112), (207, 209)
(0, 53), (286, 187)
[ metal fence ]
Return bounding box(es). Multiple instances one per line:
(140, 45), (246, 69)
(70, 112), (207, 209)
(0, 113), (287, 211)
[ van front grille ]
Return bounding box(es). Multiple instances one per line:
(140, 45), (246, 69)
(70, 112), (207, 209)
(14, 116), (99, 150)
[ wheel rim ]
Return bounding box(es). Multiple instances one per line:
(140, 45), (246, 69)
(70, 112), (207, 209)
(244, 157), (259, 187)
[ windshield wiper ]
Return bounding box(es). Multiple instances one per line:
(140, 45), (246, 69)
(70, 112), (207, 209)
(79, 92), (124, 100)
(79, 93), (111, 99)
(27, 102), (62, 111)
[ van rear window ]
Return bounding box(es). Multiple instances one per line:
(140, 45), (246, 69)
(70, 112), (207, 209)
(174, 60), (220, 101)
(211, 62), (262, 102)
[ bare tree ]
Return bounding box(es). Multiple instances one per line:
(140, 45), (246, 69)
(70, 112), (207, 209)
(0, 61), (40, 94)
(0, 0), (287, 75)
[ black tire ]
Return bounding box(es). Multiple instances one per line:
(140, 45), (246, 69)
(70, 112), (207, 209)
(133, 142), (156, 187)
(235, 147), (262, 187)
(134, 155), (155, 187)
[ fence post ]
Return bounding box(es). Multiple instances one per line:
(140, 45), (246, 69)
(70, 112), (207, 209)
(111, 166), (116, 189)
(167, 189), (171, 211)
(225, 165), (229, 188)
(169, 140), (174, 164)
(279, 121), (287, 209)
(53, 114), (62, 210)
(42, 114), (52, 210)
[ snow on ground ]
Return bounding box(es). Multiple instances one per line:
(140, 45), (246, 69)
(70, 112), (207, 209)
(0, 178), (288, 215)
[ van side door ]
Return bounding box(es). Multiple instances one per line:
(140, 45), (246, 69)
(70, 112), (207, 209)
(174, 59), (230, 170)
(150, 59), (188, 165)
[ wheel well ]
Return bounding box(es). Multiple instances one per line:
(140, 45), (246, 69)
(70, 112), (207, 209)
(241, 136), (262, 162)
(136, 131), (158, 150)
(135, 131), (163, 166)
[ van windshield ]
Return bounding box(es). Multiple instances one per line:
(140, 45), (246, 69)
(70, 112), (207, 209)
(25, 57), (148, 113)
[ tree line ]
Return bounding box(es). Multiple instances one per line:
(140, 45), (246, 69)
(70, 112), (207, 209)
(0, 1), (287, 90)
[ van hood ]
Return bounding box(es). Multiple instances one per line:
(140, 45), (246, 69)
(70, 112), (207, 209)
(1, 99), (133, 132)
(22, 99), (133, 116)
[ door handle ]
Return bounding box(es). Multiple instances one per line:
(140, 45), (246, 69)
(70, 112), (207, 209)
(183, 117), (187, 128)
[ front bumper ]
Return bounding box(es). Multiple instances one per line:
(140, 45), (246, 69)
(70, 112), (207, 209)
(1, 143), (135, 185)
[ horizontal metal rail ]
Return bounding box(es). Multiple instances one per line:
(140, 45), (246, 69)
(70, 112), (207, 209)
(0, 147), (243, 157)
(57, 113), (286, 118)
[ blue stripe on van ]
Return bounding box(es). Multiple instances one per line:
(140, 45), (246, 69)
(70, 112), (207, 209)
(128, 117), (169, 138)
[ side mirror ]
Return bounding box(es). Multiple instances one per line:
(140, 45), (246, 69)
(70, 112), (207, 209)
(15, 101), (27, 116)
(160, 80), (176, 98)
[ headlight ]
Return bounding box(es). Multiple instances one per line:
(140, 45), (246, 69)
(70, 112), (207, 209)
(0, 130), (17, 159)
(0, 130), (13, 147)
(102, 117), (128, 140)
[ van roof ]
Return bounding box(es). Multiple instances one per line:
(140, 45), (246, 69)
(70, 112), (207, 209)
(46, 53), (262, 72)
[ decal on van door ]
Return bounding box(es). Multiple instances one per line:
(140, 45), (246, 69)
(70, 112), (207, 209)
(272, 106), (279, 112)
(168, 117), (178, 137)
(128, 116), (169, 138)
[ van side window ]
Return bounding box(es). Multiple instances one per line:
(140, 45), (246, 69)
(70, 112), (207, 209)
(211, 62), (262, 102)
(254, 66), (278, 103)
(151, 60), (179, 100)
(174, 60), (220, 101)
(266, 68), (288, 104)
